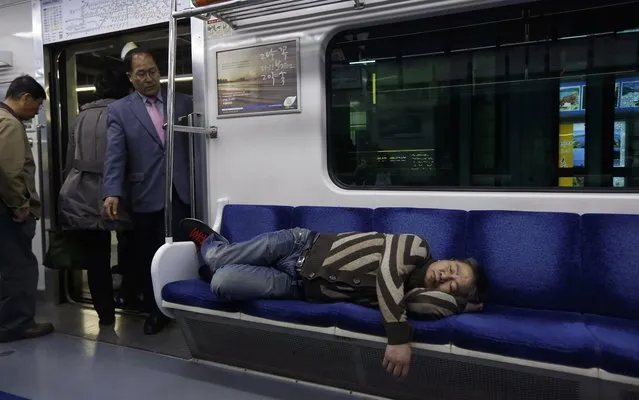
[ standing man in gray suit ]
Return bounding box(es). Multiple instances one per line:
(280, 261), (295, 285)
(102, 48), (192, 334)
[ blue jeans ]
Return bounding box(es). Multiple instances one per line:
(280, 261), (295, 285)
(201, 228), (314, 301)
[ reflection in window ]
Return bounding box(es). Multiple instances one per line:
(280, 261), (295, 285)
(326, 1), (639, 190)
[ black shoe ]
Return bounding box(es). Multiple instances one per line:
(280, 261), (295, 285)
(0, 322), (54, 343)
(143, 311), (170, 335)
(21, 322), (54, 340)
(115, 294), (143, 312)
(180, 218), (228, 248)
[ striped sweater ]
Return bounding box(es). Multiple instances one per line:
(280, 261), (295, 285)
(300, 232), (463, 345)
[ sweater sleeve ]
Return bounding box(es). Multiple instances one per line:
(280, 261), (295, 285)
(102, 105), (126, 198)
(375, 234), (430, 345)
(405, 289), (463, 319)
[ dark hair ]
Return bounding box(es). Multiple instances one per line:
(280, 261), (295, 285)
(94, 68), (131, 100)
(6, 75), (46, 101)
(123, 47), (156, 73)
(460, 258), (489, 303)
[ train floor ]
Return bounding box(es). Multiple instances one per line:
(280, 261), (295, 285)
(0, 302), (383, 400)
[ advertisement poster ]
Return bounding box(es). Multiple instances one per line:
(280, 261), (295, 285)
(613, 121), (627, 168)
(558, 123), (574, 190)
(619, 80), (639, 109)
(216, 39), (300, 117)
(559, 85), (581, 112)
(558, 123), (585, 187)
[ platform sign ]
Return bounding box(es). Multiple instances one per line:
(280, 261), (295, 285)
(215, 39), (301, 118)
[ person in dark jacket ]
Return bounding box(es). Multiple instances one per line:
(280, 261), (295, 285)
(180, 218), (488, 379)
(58, 69), (133, 326)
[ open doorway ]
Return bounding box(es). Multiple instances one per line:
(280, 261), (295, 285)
(47, 22), (193, 311)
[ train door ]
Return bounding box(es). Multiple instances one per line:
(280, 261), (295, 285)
(44, 22), (193, 309)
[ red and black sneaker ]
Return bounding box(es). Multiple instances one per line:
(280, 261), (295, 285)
(180, 218), (228, 248)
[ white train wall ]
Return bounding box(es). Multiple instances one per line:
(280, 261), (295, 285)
(201, 0), (639, 228)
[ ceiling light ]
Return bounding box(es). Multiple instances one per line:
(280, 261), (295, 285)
(12, 32), (35, 39)
(75, 75), (193, 92)
(349, 60), (375, 65)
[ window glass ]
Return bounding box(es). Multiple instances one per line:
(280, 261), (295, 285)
(326, 1), (639, 190)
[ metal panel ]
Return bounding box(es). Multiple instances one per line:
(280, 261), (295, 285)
(172, 309), (619, 400)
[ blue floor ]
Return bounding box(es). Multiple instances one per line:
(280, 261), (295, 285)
(0, 332), (377, 400)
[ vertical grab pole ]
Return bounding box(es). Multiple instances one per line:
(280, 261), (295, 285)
(165, 0), (179, 243)
(187, 114), (196, 218)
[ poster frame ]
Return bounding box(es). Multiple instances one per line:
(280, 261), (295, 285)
(215, 37), (302, 119)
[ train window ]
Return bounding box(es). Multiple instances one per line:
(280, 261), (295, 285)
(326, 1), (639, 190)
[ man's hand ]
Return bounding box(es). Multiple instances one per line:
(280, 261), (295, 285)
(103, 196), (119, 220)
(12, 208), (30, 222)
(383, 343), (411, 378)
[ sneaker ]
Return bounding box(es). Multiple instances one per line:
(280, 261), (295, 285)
(180, 218), (228, 248)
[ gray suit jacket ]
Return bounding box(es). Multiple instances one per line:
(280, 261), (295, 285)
(103, 89), (192, 213)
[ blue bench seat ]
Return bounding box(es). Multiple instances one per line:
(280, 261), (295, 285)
(335, 302), (452, 344)
(162, 279), (241, 313)
(163, 280), (338, 327)
(163, 279), (451, 342)
(450, 305), (597, 369)
(586, 315), (639, 378)
(242, 300), (337, 327)
(162, 280), (602, 368)
(155, 204), (639, 381)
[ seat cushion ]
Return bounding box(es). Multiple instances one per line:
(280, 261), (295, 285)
(162, 279), (241, 312)
(581, 214), (639, 320)
(466, 210), (582, 312)
(586, 315), (639, 378)
(335, 303), (452, 345)
(242, 300), (338, 327)
(450, 305), (597, 368)
(161, 280), (337, 327)
(293, 206), (373, 233)
(373, 207), (467, 259)
(220, 205), (293, 243)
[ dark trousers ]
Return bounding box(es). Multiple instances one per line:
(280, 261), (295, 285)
(125, 188), (190, 312)
(116, 230), (135, 270)
(0, 213), (38, 338)
(72, 230), (115, 321)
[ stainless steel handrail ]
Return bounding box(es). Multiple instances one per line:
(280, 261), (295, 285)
(165, 0), (179, 241)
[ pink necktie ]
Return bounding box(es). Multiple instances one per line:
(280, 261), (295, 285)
(146, 97), (165, 144)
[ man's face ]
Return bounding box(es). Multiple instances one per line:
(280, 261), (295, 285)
(424, 259), (475, 296)
(15, 94), (43, 120)
(128, 53), (161, 97)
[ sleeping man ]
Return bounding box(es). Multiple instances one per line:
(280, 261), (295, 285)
(180, 218), (488, 378)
